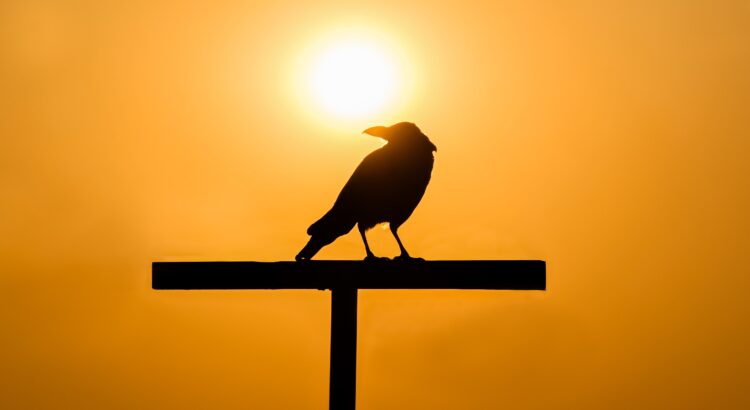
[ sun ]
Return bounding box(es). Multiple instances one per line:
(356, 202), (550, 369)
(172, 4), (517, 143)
(307, 38), (399, 119)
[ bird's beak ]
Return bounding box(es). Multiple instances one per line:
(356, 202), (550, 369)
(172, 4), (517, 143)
(429, 141), (437, 152)
(362, 126), (389, 140)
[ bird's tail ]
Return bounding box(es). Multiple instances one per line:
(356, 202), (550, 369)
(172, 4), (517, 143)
(296, 207), (356, 261)
(295, 236), (330, 261)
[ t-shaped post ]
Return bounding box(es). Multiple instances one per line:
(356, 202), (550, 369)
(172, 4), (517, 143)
(152, 260), (546, 410)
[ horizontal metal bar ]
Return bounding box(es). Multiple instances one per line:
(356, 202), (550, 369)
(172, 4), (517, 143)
(152, 260), (546, 290)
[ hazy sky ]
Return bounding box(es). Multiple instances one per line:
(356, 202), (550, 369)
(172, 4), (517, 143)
(1, 1), (749, 408)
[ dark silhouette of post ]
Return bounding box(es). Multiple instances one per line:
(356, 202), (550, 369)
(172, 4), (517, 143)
(330, 287), (357, 410)
(152, 260), (546, 410)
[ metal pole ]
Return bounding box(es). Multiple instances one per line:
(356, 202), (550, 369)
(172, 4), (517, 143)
(329, 287), (358, 410)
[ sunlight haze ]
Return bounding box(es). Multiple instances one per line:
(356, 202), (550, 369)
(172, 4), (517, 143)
(308, 38), (398, 119)
(1, 1), (749, 409)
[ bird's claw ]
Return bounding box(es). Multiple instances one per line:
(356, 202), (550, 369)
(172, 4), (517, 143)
(364, 255), (390, 262)
(394, 255), (425, 262)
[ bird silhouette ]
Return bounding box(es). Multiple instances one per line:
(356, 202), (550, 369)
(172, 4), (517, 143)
(296, 122), (437, 261)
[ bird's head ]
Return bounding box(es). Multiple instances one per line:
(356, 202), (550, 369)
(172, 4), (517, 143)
(362, 122), (437, 152)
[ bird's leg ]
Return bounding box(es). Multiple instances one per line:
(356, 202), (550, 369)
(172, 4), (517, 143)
(359, 224), (382, 261)
(391, 226), (423, 261)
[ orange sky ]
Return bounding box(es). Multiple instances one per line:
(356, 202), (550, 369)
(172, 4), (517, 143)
(1, 1), (749, 408)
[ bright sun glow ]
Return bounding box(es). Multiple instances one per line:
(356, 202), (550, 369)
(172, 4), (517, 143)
(308, 39), (398, 119)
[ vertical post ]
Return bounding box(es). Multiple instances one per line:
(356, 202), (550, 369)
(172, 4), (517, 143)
(329, 287), (358, 410)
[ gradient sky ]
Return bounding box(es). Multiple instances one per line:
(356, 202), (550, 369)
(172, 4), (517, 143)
(1, 1), (749, 409)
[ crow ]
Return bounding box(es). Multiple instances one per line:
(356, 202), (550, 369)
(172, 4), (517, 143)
(296, 122), (437, 261)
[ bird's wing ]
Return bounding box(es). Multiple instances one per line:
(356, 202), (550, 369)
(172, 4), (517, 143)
(306, 147), (391, 236)
(332, 147), (393, 211)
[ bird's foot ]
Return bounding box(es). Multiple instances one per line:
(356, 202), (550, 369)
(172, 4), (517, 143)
(364, 255), (390, 262)
(394, 254), (425, 262)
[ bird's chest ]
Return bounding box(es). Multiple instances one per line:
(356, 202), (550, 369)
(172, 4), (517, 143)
(372, 157), (433, 214)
